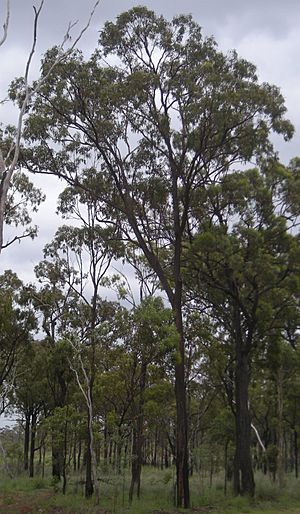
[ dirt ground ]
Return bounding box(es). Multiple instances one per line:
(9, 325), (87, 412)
(0, 490), (111, 514)
(0, 491), (53, 513)
(0, 493), (216, 514)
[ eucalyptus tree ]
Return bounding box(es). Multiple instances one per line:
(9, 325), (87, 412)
(24, 267), (76, 482)
(38, 186), (123, 501)
(0, 270), (36, 414)
(21, 7), (293, 506)
(12, 341), (49, 477)
(185, 161), (300, 495)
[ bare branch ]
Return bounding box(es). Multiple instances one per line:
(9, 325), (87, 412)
(4, 1), (44, 171)
(0, 0), (10, 47)
(68, 354), (89, 405)
(67, 0), (100, 50)
(251, 423), (266, 453)
(1, 226), (37, 249)
(25, 2), (44, 81)
(0, 0), (101, 253)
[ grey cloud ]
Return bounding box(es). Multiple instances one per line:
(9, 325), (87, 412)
(8, 0), (300, 48)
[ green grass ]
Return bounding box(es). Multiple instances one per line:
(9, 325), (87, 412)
(1, 468), (300, 513)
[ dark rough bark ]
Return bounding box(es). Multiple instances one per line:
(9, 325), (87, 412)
(233, 348), (255, 497)
(224, 440), (228, 495)
(85, 417), (94, 498)
(52, 371), (67, 481)
(103, 417), (108, 469)
(129, 360), (147, 503)
(73, 436), (77, 472)
(29, 411), (37, 478)
(165, 446), (169, 469)
(77, 438), (81, 471)
(42, 444), (46, 478)
(108, 439), (113, 466)
(174, 300), (190, 509)
(52, 445), (62, 481)
(116, 431), (122, 475)
(129, 428), (139, 502)
(295, 430), (298, 479)
(277, 366), (285, 488)
(62, 414), (68, 495)
(152, 429), (158, 467)
(23, 412), (30, 471)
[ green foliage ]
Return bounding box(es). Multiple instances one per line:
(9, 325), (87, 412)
(0, 271), (36, 399)
(186, 161), (300, 354)
(4, 171), (45, 227)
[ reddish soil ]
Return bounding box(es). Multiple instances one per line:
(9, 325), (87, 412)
(0, 491), (53, 513)
(152, 509), (213, 514)
(0, 490), (111, 514)
(0, 492), (215, 514)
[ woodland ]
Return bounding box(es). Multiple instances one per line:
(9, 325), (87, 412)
(0, 2), (300, 513)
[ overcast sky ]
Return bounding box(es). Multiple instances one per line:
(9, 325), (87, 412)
(1, 0), (300, 284)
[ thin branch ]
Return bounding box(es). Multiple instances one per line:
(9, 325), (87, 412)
(251, 423), (266, 453)
(67, 0), (100, 50)
(0, 0), (10, 47)
(1, 227), (37, 249)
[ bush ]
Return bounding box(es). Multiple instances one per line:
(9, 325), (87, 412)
(32, 477), (46, 489)
(255, 475), (280, 501)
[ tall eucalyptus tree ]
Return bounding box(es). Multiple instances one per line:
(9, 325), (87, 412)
(21, 8), (293, 506)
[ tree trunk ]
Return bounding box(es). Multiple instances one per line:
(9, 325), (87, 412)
(165, 445), (169, 469)
(62, 415), (68, 495)
(175, 335), (190, 508)
(85, 384), (100, 503)
(42, 443), (46, 478)
(277, 366), (285, 488)
(233, 348), (255, 496)
(152, 428), (158, 467)
(52, 445), (62, 481)
(116, 435), (122, 475)
(29, 411), (37, 478)
(103, 417), (108, 470)
(129, 359), (147, 503)
(73, 435), (77, 472)
(295, 430), (298, 479)
(109, 439), (113, 466)
(23, 412), (30, 471)
(174, 301), (190, 508)
(224, 440), (228, 495)
(85, 419), (94, 497)
(77, 438), (82, 471)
